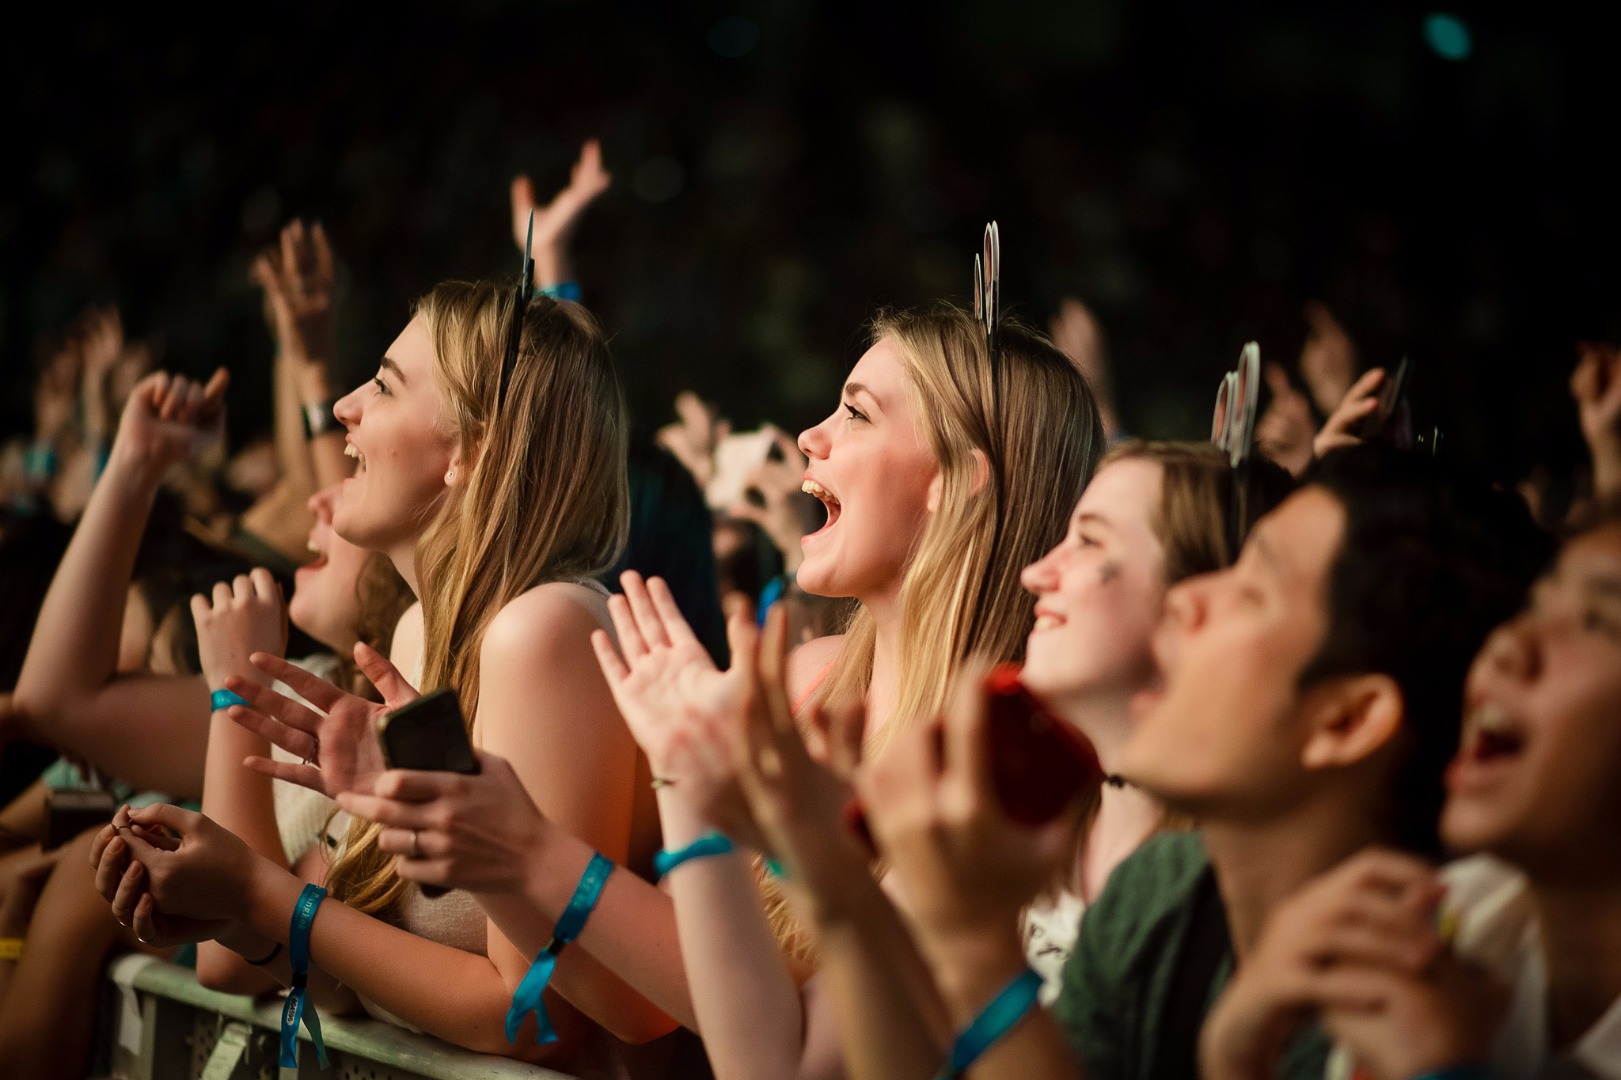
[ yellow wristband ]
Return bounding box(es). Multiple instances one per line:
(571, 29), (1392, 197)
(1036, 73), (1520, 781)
(0, 938), (23, 961)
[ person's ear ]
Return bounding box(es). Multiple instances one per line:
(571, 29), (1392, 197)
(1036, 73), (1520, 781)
(926, 450), (989, 513)
(1299, 674), (1404, 770)
(445, 436), (480, 488)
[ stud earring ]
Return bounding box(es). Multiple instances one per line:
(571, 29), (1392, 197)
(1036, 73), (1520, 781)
(445, 468), (455, 484)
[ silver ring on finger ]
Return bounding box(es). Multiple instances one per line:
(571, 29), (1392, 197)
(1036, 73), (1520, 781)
(409, 829), (421, 859)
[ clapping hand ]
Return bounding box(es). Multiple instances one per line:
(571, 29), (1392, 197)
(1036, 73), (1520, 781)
(591, 571), (766, 848)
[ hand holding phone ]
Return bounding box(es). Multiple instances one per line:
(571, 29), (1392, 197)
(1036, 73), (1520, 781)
(376, 689), (480, 896)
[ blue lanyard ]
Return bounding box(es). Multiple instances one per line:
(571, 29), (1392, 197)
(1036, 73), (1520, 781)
(936, 967), (1044, 1080)
(281, 883), (330, 1069)
(505, 852), (614, 1044)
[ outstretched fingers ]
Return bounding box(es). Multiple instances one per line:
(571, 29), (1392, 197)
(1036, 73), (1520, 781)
(244, 653), (345, 711)
(242, 755), (326, 793)
(646, 576), (705, 656)
(354, 642), (419, 709)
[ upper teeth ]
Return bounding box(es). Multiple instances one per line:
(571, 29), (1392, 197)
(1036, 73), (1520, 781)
(802, 479), (831, 500)
(1471, 703), (1514, 735)
(344, 444), (364, 462)
(307, 539), (321, 554)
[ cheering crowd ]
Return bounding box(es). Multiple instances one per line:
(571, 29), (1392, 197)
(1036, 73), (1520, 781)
(0, 138), (1618, 1080)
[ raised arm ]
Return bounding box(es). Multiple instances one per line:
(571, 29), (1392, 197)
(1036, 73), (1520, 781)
(860, 670), (1092, 1080)
(11, 370), (227, 795)
(190, 570), (300, 994)
(511, 139), (611, 291)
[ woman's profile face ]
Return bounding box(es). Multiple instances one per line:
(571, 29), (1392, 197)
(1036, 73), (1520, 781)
(331, 316), (459, 560)
(1019, 458), (1168, 718)
(288, 484), (369, 652)
(795, 338), (940, 608)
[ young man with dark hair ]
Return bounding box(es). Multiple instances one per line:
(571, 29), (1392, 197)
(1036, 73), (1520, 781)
(877, 446), (1548, 1080)
(1201, 506), (1621, 1080)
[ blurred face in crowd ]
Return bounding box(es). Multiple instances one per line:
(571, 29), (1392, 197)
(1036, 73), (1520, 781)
(795, 338), (940, 607)
(331, 316), (459, 563)
(1118, 487), (1351, 815)
(1020, 458), (1168, 720)
(288, 484), (369, 652)
(1442, 523), (1621, 876)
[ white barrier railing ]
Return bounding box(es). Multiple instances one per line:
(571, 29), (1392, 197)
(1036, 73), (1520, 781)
(96, 952), (575, 1080)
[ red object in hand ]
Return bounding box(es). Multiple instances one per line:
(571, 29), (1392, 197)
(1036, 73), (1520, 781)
(982, 663), (1105, 826)
(841, 664), (1106, 852)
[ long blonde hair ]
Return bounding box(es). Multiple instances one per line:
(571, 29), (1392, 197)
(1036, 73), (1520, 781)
(329, 282), (629, 917)
(813, 306), (1105, 749)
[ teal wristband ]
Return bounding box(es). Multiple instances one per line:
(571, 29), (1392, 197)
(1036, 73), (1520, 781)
(506, 852), (614, 1044)
(210, 689), (249, 712)
(654, 831), (735, 879)
(281, 883), (330, 1069)
(539, 281), (582, 302)
(936, 967), (1044, 1079)
(25, 443), (57, 481)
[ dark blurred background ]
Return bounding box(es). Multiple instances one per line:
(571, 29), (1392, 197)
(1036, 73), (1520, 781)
(3, 0), (1616, 486)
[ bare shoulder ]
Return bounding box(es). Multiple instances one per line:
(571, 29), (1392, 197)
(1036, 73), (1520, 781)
(482, 581), (612, 664)
(389, 602), (425, 680)
(786, 633), (845, 704)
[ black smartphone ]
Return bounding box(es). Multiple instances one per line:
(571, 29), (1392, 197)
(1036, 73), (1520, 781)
(375, 689), (479, 896)
(1352, 357), (1413, 445)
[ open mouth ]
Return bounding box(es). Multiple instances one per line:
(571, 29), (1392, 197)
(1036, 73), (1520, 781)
(1447, 701), (1527, 794)
(1032, 607), (1066, 633)
(344, 441), (367, 473)
(299, 533), (330, 573)
(802, 477), (842, 539)
(1462, 703), (1526, 763)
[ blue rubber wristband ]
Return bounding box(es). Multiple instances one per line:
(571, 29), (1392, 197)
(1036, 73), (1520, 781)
(935, 967), (1044, 1079)
(210, 689), (249, 712)
(506, 852), (614, 1044)
(539, 281), (582, 302)
(654, 831), (735, 879)
(281, 884), (330, 1069)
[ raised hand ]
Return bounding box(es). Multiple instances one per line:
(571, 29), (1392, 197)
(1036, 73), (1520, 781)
(225, 643), (418, 799)
(334, 752), (547, 895)
(1198, 848), (1448, 1080)
(729, 426), (815, 573)
(655, 391), (729, 489)
(1299, 301), (1358, 417)
(734, 603), (869, 887)
(1255, 364), (1317, 477)
(78, 307), (125, 444)
(1572, 342), (1621, 499)
(112, 369), (229, 478)
(511, 138), (612, 287)
(192, 569), (289, 694)
(590, 571), (762, 842)
(1313, 367), (1385, 459)
(861, 663), (1087, 956)
(1050, 296), (1119, 438)
(33, 336), (81, 443)
(251, 221), (337, 389)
